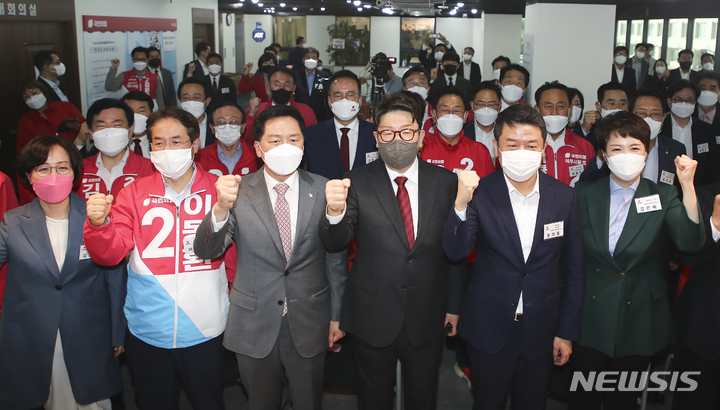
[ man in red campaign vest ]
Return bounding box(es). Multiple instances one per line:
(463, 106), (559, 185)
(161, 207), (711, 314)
(105, 46), (165, 110)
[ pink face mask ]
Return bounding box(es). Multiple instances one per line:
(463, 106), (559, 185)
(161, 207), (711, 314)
(32, 174), (74, 203)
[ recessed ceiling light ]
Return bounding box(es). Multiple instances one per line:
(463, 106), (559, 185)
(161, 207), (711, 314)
(251, 0), (258, 3)
(353, 0), (361, 5)
(471, 8), (477, 14)
(258, 2), (263, 6)
(457, 2), (464, 7)
(293, 6), (297, 10)
(357, 7), (362, 11)
(279, 2), (285, 6)
(363, 4), (371, 8)
(449, 9), (457, 15)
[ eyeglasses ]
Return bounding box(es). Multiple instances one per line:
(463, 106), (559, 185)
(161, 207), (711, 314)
(634, 111), (664, 121)
(152, 139), (192, 149)
(405, 79), (428, 88)
(473, 102), (499, 109)
(34, 164), (72, 177)
(378, 128), (418, 142)
(671, 97), (696, 105)
(215, 120), (242, 128)
(436, 108), (464, 116)
(330, 91), (358, 101)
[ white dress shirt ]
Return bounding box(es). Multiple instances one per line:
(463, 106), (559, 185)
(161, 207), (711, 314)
(445, 73), (458, 86)
(473, 122), (497, 163)
(501, 99), (511, 112)
(152, 68), (164, 87)
(671, 116), (694, 159)
(462, 62), (472, 81)
(96, 149), (130, 193)
(46, 216), (69, 271)
(39, 76), (69, 102)
(162, 165), (198, 206)
(200, 60), (209, 76)
(334, 118), (359, 169)
(712, 220), (720, 243)
(131, 135), (151, 159)
(680, 70), (690, 81)
(199, 116), (208, 149)
(615, 66), (625, 84)
(642, 141), (659, 183)
(546, 132), (566, 153)
(209, 73), (221, 90)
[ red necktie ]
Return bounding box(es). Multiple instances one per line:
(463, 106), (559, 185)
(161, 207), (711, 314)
(340, 127), (350, 172)
(273, 183), (292, 316)
(133, 139), (143, 157)
(448, 77), (454, 87)
(395, 176), (414, 249)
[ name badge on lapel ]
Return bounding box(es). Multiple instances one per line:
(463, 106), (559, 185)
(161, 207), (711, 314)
(659, 170), (675, 185)
(716, 136), (720, 145)
(697, 143), (709, 154)
(221, 87), (230, 94)
(79, 245), (91, 260)
(544, 221), (564, 240)
(635, 194), (662, 213)
(568, 164), (585, 177)
(366, 151), (379, 164)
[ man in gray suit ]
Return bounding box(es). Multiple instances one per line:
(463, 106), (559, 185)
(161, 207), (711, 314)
(148, 46), (178, 107)
(194, 105), (346, 410)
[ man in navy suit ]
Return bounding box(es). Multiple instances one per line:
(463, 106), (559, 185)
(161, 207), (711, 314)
(294, 47), (331, 115)
(183, 42), (212, 79)
(304, 70), (377, 180)
(444, 104), (584, 410)
(668, 49), (701, 84)
(611, 46), (637, 94)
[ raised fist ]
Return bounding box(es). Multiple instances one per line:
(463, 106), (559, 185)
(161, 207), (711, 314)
(87, 193), (113, 226)
(326, 179), (351, 217)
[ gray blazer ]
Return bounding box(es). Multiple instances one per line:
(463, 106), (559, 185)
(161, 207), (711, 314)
(0, 194), (126, 409)
(157, 66), (178, 108)
(194, 168), (346, 359)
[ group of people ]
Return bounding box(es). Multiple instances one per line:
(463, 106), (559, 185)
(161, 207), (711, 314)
(2, 33), (720, 410)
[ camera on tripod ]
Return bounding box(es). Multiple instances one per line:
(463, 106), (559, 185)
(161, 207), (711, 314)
(369, 53), (397, 84)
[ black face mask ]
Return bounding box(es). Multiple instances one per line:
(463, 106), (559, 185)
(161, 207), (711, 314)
(443, 64), (457, 76)
(148, 58), (161, 69)
(260, 64), (275, 74)
(272, 88), (292, 105)
(679, 61), (692, 70)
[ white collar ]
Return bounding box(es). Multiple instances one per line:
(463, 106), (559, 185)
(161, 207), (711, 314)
(96, 148), (130, 172)
(385, 156), (420, 186)
(263, 167), (300, 192)
(503, 171), (540, 198)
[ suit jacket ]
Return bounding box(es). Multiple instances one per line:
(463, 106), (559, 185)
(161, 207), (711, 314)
(444, 171), (585, 360)
(319, 158), (465, 348)
(194, 168), (346, 359)
(626, 57), (649, 87)
(204, 74), (238, 104)
(182, 58), (206, 78)
(576, 177), (704, 357)
(288, 46), (304, 69)
(676, 182), (720, 360)
(573, 123), (598, 151)
(429, 74), (473, 105)
(0, 194), (126, 409)
(457, 61), (481, 86)
(693, 102), (720, 137)
(157, 66), (177, 107)
(303, 119), (378, 180)
(294, 68), (331, 113)
(418, 44), (454, 72)
(611, 65), (637, 93)
(37, 75), (65, 102)
(660, 115), (720, 186)
(668, 68), (701, 84)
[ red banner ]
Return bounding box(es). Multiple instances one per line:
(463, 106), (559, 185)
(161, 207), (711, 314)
(83, 15), (177, 32)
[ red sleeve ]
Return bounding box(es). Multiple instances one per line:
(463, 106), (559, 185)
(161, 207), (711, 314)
(242, 115), (255, 147)
(224, 243), (236, 292)
(16, 115), (35, 152)
(476, 143), (495, 178)
(0, 174), (18, 216)
(237, 74), (256, 94)
(17, 176), (36, 206)
(83, 185), (137, 266)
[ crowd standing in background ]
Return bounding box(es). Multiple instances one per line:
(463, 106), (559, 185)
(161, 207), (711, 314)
(1, 31), (720, 410)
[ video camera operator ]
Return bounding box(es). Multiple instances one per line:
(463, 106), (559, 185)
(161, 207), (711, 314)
(359, 53), (403, 106)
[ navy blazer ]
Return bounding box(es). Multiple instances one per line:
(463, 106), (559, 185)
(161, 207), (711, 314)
(182, 59), (206, 78)
(611, 65), (637, 93)
(573, 123), (598, 151)
(668, 68), (701, 84)
(0, 194), (126, 408)
(693, 102), (720, 136)
(444, 171), (585, 360)
(660, 115), (720, 186)
(303, 119), (378, 180)
(203, 74), (238, 105)
(294, 68), (330, 113)
(457, 61), (482, 86)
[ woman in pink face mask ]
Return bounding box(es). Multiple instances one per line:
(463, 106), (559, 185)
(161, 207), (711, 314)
(0, 135), (126, 409)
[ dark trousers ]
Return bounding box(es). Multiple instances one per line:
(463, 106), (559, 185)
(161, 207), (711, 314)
(568, 344), (651, 410)
(672, 342), (720, 410)
(124, 331), (226, 410)
(235, 314), (326, 410)
(467, 321), (553, 410)
(352, 324), (445, 410)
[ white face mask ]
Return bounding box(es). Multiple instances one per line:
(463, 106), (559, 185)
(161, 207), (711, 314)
(501, 84), (524, 103)
(500, 149), (543, 182)
(474, 107), (499, 127)
(259, 143), (303, 176)
(606, 153), (645, 181)
(208, 64), (222, 75)
(703, 62), (715, 71)
(601, 108), (622, 118)
(133, 61), (148, 71)
(644, 117), (662, 140)
(569, 107), (582, 124)
(462, 54), (472, 61)
(304, 59), (318, 70)
(436, 114), (464, 137)
(150, 148), (194, 180)
(331, 99), (360, 121)
(434, 51), (445, 62)
(543, 115), (569, 135)
(181, 100), (206, 119)
(615, 55), (627, 65)
(655, 66), (666, 75)
(493, 69), (501, 81)
(93, 127), (129, 157)
(133, 113), (148, 135)
(649, 50), (655, 57)
(25, 93), (47, 110)
(636, 51), (645, 59)
(408, 86), (429, 100)
(53, 63), (66, 77)
(671, 102), (695, 119)
(698, 90), (719, 108)
(214, 124), (242, 146)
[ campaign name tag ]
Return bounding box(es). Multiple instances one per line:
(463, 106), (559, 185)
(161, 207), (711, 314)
(79, 245), (91, 260)
(635, 194), (662, 213)
(660, 170), (675, 185)
(366, 151), (379, 164)
(569, 164), (585, 177)
(716, 136), (720, 145)
(697, 143), (709, 154)
(221, 87), (230, 94)
(544, 221), (564, 240)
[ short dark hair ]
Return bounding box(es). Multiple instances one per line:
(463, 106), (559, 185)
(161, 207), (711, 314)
(435, 43), (449, 52)
(597, 82), (629, 103)
(464, 47), (475, 55)
(645, 42), (654, 49)
(534, 81), (570, 106)
(253, 105), (305, 142)
(634, 43), (646, 50)
(208, 101), (246, 125)
(269, 67), (296, 84)
(653, 58), (668, 72)
(494, 104), (547, 142)
(15, 135), (83, 187)
(568, 88), (584, 112)
(22, 80), (50, 102)
(207, 52), (222, 63)
(491, 56), (511, 69)
(264, 46), (277, 55)
(471, 81), (501, 102)
(122, 91), (155, 112)
(441, 51), (460, 63)
(33, 50), (55, 71)
(296, 36), (305, 45)
(178, 77), (211, 100)
(302, 47), (320, 59)
(270, 42), (282, 50)
(86, 98), (134, 128)
(701, 53), (715, 63)
(147, 46), (161, 55)
(614, 46), (628, 55)
(699, 72), (720, 88)
(678, 49), (694, 59)
(258, 52), (276, 67)
(432, 87), (468, 111)
(402, 66), (430, 87)
(195, 42), (211, 57)
(131, 46), (148, 60)
(373, 91), (424, 129)
(667, 79), (700, 99)
(629, 86), (668, 113)
(147, 107), (200, 143)
(500, 64), (529, 88)
(328, 70), (361, 94)
(596, 110), (650, 153)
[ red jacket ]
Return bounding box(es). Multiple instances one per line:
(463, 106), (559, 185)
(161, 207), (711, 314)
(420, 129), (495, 177)
(122, 70), (158, 99)
(16, 101), (85, 152)
(243, 100), (318, 146)
(194, 141), (261, 177)
(542, 129), (595, 187)
(237, 74), (269, 102)
(73, 150), (155, 200)
(0, 172), (19, 318)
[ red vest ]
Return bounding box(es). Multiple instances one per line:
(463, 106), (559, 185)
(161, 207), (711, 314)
(122, 70), (158, 99)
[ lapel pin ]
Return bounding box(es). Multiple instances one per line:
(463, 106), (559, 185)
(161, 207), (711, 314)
(309, 193), (313, 198)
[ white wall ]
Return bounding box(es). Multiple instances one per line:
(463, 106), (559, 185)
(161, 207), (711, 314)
(243, 14), (273, 68)
(306, 15), (335, 68)
(480, 13), (523, 80)
(524, 3), (616, 106)
(74, 0), (219, 112)
(370, 16), (401, 59)
(436, 17), (475, 54)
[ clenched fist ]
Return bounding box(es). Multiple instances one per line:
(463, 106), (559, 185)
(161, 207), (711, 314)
(187, 61), (196, 76)
(214, 175), (242, 221)
(675, 154), (697, 187)
(326, 179), (351, 217)
(111, 59), (120, 68)
(87, 193), (114, 227)
(455, 170), (480, 212)
(582, 110), (599, 133)
(712, 195), (720, 233)
(243, 62), (254, 76)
